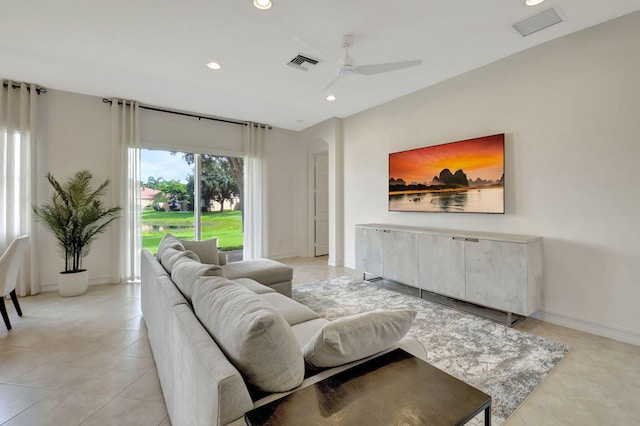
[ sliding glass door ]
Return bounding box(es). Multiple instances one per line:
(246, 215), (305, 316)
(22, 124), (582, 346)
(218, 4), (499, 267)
(140, 149), (244, 258)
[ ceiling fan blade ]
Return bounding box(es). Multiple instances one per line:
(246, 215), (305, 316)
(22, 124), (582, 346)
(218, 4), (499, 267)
(322, 75), (342, 92)
(355, 59), (423, 76)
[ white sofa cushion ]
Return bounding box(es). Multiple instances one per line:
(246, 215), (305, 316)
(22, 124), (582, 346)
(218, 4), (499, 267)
(221, 259), (293, 286)
(302, 309), (417, 369)
(157, 233), (184, 259)
(160, 247), (200, 274)
(192, 277), (304, 393)
(171, 257), (223, 303)
(233, 278), (276, 294)
(180, 237), (220, 265)
(260, 293), (320, 326)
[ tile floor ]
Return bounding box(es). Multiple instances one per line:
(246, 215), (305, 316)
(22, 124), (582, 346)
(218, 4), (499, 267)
(1, 256), (639, 425)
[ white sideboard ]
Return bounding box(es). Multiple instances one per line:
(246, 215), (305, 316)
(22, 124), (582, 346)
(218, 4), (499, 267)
(355, 224), (543, 317)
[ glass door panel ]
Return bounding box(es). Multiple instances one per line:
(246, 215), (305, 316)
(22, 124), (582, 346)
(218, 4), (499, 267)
(140, 149), (194, 254)
(140, 149), (244, 258)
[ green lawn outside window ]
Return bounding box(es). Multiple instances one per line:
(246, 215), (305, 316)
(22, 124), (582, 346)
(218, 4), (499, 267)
(142, 210), (243, 255)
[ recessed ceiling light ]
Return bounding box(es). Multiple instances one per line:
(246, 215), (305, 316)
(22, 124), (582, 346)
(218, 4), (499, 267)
(525, 0), (545, 5)
(253, 0), (272, 10)
(326, 95), (336, 101)
(206, 61), (221, 70)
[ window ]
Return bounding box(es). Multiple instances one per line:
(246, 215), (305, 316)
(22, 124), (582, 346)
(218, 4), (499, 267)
(140, 149), (244, 258)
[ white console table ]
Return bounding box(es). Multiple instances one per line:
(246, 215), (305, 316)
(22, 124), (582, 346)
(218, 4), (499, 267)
(355, 224), (543, 320)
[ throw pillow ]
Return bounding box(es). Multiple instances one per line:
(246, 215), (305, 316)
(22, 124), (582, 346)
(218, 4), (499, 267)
(192, 277), (304, 393)
(160, 247), (200, 274)
(180, 237), (219, 265)
(302, 309), (417, 369)
(156, 233), (184, 259)
(171, 257), (223, 303)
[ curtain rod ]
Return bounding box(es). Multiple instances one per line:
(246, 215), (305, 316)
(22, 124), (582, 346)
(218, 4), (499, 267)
(102, 98), (272, 129)
(3, 82), (47, 94)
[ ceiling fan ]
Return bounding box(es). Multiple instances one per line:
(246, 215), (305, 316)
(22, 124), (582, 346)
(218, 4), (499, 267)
(318, 34), (423, 92)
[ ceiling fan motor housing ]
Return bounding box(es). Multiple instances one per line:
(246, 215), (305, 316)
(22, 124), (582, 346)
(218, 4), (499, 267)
(341, 33), (354, 48)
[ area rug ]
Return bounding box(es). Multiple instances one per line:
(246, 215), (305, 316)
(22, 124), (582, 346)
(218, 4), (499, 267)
(292, 277), (570, 425)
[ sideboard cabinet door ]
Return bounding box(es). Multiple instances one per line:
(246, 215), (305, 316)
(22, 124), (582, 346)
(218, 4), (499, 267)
(419, 234), (465, 299)
(383, 230), (419, 287)
(465, 239), (528, 315)
(355, 226), (383, 277)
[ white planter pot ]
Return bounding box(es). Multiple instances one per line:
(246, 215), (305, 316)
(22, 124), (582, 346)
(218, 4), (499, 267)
(58, 270), (89, 297)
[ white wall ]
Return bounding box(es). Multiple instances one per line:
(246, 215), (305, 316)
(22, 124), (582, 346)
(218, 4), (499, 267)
(36, 90), (114, 289)
(264, 127), (310, 259)
(340, 12), (640, 343)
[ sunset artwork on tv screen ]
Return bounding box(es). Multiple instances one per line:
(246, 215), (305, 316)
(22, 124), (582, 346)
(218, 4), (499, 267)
(389, 134), (505, 213)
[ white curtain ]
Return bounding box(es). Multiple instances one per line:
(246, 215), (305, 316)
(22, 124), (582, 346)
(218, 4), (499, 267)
(110, 99), (141, 282)
(0, 81), (40, 295)
(243, 123), (268, 260)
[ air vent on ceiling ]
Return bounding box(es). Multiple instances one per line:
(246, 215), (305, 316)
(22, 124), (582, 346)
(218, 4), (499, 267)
(286, 53), (320, 71)
(512, 8), (563, 37)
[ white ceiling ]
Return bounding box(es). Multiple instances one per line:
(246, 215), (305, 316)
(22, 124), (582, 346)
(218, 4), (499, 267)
(2, 1), (639, 131)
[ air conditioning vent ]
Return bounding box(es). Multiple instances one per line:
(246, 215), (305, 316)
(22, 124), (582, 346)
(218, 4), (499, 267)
(513, 8), (563, 37)
(286, 54), (320, 71)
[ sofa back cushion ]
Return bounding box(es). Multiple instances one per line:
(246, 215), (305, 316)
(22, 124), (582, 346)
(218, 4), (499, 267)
(180, 237), (220, 265)
(302, 309), (416, 369)
(171, 257), (223, 303)
(157, 233), (184, 259)
(160, 247), (200, 274)
(192, 277), (304, 393)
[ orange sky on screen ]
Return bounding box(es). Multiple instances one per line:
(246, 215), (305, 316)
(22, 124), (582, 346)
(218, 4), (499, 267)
(389, 134), (504, 183)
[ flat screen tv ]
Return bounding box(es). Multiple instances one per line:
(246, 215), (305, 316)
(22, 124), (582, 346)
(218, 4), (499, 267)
(389, 134), (505, 213)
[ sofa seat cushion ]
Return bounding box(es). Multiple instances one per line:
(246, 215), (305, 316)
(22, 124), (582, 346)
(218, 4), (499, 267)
(192, 276), (304, 393)
(180, 237), (220, 265)
(291, 318), (330, 348)
(302, 309), (417, 369)
(260, 293), (320, 326)
(171, 257), (223, 303)
(221, 259), (293, 286)
(233, 278), (276, 294)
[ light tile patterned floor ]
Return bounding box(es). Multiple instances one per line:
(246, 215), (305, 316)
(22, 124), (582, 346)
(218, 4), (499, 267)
(1, 284), (166, 425)
(1, 256), (639, 425)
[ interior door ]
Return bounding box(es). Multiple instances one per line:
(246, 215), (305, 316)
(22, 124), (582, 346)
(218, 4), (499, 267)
(314, 152), (329, 256)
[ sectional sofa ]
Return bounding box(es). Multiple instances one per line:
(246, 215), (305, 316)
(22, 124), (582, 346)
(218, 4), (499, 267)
(141, 234), (427, 425)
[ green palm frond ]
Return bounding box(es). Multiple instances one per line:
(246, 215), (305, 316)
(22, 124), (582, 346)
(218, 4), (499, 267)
(33, 170), (122, 272)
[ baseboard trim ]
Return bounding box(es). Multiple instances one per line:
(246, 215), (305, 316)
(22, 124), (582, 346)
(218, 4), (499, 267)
(532, 308), (640, 346)
(269, 251), (307, 260)
(40, 283), (58, 293)
(39, 275), (116, 294)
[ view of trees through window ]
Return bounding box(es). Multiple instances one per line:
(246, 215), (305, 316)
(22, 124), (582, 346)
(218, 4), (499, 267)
(140, 149), (244, 257)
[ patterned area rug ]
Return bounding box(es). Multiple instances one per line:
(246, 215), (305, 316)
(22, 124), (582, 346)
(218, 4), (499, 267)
(292, 277), (570, 425)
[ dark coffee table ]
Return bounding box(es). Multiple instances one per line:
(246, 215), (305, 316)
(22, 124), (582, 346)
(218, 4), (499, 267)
(245, 348), (491, 425)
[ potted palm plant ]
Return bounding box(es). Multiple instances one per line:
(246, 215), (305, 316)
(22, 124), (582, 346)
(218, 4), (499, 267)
(33, 170), (121, 296)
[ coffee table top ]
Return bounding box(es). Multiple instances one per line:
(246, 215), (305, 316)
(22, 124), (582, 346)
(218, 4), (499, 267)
(245, 348), (491, 425)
